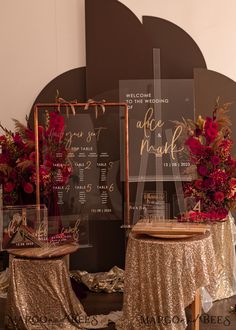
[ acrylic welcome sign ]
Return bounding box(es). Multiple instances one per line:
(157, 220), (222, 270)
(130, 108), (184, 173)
(119, 79), (194, 182)
(119, 78), (194, 225)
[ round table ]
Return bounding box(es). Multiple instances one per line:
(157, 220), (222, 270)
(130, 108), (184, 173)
(209, 214), (236, 301)
(117, 231), (218, 330)
(4, 244), (90, 330)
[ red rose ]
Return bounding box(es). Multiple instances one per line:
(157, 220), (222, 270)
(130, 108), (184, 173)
(203, 178), (214, 189)
(185, 137), (202, 155)
(211, 155), (220, 166)
(205, 117), (218, 131)
(23, 182), (34, 194)
(4, 182), (15, 193)
(194, 179), (203, 189)
(48, 113), (65, 134)
(204, 117), (218, 143)
(214, 191), (224, 202)
(197, 165), (208, 176)
(206, 127), (218, 142)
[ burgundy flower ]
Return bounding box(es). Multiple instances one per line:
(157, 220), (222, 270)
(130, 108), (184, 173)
(195, 128), (202, 137)
(211, 155), (220, 166)
(226, 156), (234, 166)
(205, 117), (218, 131)
(205, 117), (213, 127)
(186, 137), (202, 155)
(0, 153), (8, 163)
(206, 208), (228, 220)
(0, 109), (72, 204)
(23, 182), (34, 194)
(197, 165), (208, 176)
(215, 207), (228, 220)
(206, 128), (218, 142)
(39, 166), (49, 176)
(4, 182), (15, 193)
(181, 109), (236, 223)
(13, 133), (23, 145)
(210, 169), (228, 186)
(47, 113), (65, 135)
(204, 117), (218, 143)
(214, 191), (225, 202)
(203, 178), (214, 189)
(29, 151), (36, 162)
(202, 146), (213, 157)
(194, 179), (203, 189)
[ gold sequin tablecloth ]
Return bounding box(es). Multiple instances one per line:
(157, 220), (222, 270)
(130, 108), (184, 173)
(5, 257), (88, 330)
(209, 214), (236, 301)
(116, 231), (217, 330)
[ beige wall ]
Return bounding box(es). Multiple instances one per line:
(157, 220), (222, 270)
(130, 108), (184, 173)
(0, 0), (85, 130)
(0, 0), (235, 131)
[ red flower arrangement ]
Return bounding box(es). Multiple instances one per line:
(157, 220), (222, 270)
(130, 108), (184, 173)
(0, 111), (72, 205)
(179, 102), (236, 222)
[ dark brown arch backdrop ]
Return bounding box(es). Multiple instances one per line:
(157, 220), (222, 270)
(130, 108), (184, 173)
(29, 0), (235, 271)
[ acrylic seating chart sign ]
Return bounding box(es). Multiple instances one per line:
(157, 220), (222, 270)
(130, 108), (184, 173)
(33, 103), (127, 246)
(119, 79), (195, 225)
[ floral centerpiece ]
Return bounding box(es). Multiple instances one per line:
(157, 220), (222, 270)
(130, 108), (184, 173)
(0, 111), (72, 206)
(178, 101), (236, 222)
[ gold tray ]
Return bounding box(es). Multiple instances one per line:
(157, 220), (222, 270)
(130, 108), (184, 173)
(132, 221), (210, 239)
(7, 242), (79, 258)
(147, 234), (195, 239)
